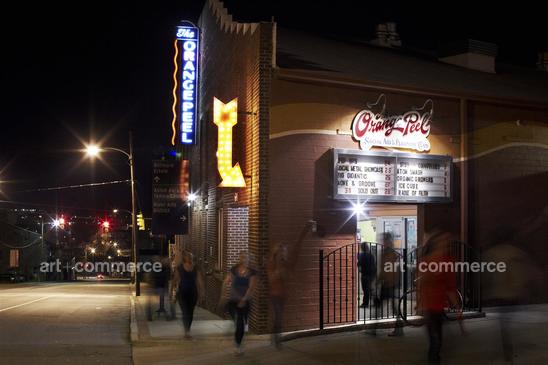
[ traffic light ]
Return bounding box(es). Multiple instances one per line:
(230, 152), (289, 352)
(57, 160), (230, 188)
(101, 220), (110, 233)
(137, 213), (145, 231)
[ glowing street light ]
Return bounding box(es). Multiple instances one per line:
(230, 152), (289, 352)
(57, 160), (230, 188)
(85, 144), (101, 157)
(82, 133), (140, 296)
(112, 209), (119, 214)
(188, 193), (197, 202)
(117, 249), (121, 255)
(52, 217), (65, 228)
(90, 247), (96, 254)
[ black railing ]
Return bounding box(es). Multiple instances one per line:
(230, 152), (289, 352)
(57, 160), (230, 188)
(319, 241), (482, 330)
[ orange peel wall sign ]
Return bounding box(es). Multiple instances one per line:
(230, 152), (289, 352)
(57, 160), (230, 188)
(213, 97), (246, 187)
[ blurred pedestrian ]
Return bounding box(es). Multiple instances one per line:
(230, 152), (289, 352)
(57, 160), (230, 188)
(161, 256), (177, 320)
(483, 238), (542, 363)
(146, 255), (172, 320)
(419, 230), (461, 365)
(173, 252), (203, 339)
(220, 252), (257, 356)
(357, 242), (376, 308)
(267, 221), (313, 349)
(379, 232), (404, 336)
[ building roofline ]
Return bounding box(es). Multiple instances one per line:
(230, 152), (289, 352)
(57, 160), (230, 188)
(275, 68), (548, 110)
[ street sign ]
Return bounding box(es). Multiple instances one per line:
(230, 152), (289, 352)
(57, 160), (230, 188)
(152, 159), (189, 235)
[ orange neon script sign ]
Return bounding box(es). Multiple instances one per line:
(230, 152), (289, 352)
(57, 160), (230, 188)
(213, 97), (246, 187)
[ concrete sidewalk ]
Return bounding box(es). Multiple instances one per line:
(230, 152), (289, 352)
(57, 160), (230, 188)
(130, 292), (269, 343)
(132, 304), (548, 365)
(131, 295), (231, 341)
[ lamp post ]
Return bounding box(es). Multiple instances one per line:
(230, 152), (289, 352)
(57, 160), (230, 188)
(39, 215), (45, 281)
(84, 132), (140, 296)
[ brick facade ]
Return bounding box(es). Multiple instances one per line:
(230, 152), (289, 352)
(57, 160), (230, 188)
(226, 207), (249, 269)
(181, 0), (274, 333)
(179, 0), (548, 335)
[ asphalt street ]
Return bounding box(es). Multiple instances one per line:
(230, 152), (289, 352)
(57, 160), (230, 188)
(0, 281), (132, 365)
(2, 282), (547, 365)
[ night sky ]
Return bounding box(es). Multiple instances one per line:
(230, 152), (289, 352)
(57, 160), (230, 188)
(1, 0), (546, 216)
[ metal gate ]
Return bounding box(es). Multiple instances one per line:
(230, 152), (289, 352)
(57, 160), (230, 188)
(319, 241), (482, 329)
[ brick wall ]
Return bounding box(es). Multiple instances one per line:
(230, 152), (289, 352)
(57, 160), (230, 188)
(269, 133), (359, 331)
(226, 207), (249, 269)
(180, 0), (274, 332)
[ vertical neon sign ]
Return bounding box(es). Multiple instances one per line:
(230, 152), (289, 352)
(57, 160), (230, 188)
(176, 22), (199, 145)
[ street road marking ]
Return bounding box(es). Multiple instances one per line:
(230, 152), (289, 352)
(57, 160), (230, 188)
(0, 296), (51, 312)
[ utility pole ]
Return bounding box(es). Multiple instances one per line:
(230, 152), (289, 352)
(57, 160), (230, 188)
(129, 131), (140, 296)
(40, 215), (45, 281)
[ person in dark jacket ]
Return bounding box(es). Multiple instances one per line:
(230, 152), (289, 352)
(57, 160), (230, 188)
(146, 256), (172, 320)
(357, 242), (376, 307)
(173, 252), (203, 338)
(220, 252), (257, 356)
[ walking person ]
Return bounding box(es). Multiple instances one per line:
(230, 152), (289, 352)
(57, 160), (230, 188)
(220, 251), (257, 356)
(145, 255), (171, 320)
(419, 230), (462, 365)
(173, 252), (203, 339)
(379, 232), (404, 336)
(267, 221), (313, 349)
(357, 242), (376, 308)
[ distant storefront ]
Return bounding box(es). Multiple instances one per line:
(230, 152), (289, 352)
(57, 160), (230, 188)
(172, 0), (548, 333)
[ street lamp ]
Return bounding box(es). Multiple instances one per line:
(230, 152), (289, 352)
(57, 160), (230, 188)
(83, 132), (140, 296)
(90, 247), (96, 262)
(85, 144), (101, 157)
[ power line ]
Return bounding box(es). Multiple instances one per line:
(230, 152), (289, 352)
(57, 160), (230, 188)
(0, 221), (41, 249)
(15, 180), (131, 193)
(0, 200), (121, 213)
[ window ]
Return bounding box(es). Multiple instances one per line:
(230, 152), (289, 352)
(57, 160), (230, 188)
(10, 249), (20, 268)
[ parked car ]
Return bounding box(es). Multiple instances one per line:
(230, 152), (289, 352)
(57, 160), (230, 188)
(0, 270), (26, 283)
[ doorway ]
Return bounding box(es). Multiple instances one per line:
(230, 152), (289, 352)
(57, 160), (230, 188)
(356, 206), (417, 321)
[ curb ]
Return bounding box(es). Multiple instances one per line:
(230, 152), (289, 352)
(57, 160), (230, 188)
(280, 311), (487, 342)
(130, 296), (139, 342)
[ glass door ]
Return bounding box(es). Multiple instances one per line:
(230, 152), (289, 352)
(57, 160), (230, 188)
(356, 215), (417, 322)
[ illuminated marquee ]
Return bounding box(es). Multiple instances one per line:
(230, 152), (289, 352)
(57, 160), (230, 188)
(351, 99), (433, 152)
(213, 97), (246, 187)
(175, 22), (199, 145)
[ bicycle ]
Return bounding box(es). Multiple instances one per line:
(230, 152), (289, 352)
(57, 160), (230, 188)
(398, 277), (463, 327)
